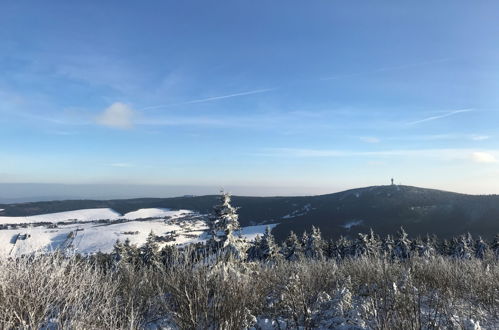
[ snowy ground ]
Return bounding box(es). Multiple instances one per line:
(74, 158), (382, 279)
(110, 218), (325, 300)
(0, 208), (277, 257)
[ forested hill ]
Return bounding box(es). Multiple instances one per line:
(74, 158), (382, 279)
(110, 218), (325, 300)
(1, 185), (498, 240)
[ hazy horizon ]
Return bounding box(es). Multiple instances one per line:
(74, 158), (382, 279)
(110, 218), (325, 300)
(1, 181), (498, 204)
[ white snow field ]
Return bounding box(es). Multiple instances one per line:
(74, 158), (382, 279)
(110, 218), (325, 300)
(0, 208), (277, 257)
(0, 208), (192, 224)
(240, 223), (279, 241)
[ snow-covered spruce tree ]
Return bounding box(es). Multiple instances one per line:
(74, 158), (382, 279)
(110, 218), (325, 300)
(352, 233), (369, 258)
(366, 228), (381, 257)
(474, 236), (489, 259)
(382, 234), (395, 260)
(281, 231), (304, 261)
(140, 231), (160, 267)
(451, 233), (473, 260)
(112, 239), (125, 264)
(419, 234), (436, 258)
(114, 238), (139, 265)
(492, 234), (499, 259)
(394, 227), (411, 260)
(259, 226), (280, 261)
(438, 238), (452, 257)
(207, 190), (247, 260)
(323, 239), (336, 260)
(247, 235), (262, 261)
(305, 226), (324, 260)
(352, 229), (380, 258)
(335, 236), (351, 260)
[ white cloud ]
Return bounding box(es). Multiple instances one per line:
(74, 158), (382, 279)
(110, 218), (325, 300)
(471, 152), (497, 164)
(470, 135), (490, 141)
(96, 102), (135, 129)
(262, 148), (499, 164)
(360, 136), (380, 143)
(108, 163), (134, 168)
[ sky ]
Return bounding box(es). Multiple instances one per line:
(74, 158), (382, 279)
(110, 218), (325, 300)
(1, 1), (499, 199)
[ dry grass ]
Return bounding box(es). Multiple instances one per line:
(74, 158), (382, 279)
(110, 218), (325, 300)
(0, 253), (497, 329)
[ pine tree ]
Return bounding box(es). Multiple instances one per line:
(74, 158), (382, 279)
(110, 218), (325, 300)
(439, 239), (452, 257)
(305, 226), (324, 260)
(394, 227), (411, 260)
(140, 231), (160, 266)
(247, 235), (262, 261)
(281, 231), (304, 261)
(336, 236), (351, 260)
(352, 233), (369, 258)
(119, 238), (139, 265)
(382, 234), (394, 260)
(112, 239), (125, 264)
(492, 234), (499, 259)
(474, 236), (489, 259)
(259, 226), (280, 261)
(420, 234), (436, 258)
(452, 233), (473, 259)
(208, 190), (246, 260)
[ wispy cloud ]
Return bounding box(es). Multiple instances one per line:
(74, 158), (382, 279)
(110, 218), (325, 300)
(96, 102), (135, 129)
(359, 136), (380, 144)
(141, 88), (275, 111)
(261, 147), (499, 164)
(470, 135), (490, 141)
(107, 163), (135, 168)
(321, 58), (453, 81)
(406, 109), (473, 126)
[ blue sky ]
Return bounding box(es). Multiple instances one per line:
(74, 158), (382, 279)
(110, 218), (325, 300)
(1, 1), (499, 197)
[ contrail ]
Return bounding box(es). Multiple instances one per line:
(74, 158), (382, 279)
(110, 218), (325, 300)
(321, 57), (453, 81)
(407, 109), (473, 126)
(140, 88), (275, 111)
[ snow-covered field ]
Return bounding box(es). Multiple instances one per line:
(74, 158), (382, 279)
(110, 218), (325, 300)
(0, 208), (276, 257)
(0, 208), (192, 224)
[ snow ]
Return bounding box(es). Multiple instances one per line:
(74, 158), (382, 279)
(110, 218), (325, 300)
(240, 223), (278, 241)
(0, 206), (277, 257)
(123, 208), (191, 219)
(0, 216), (209, 257)
(281, 203), (313, 219)
(341, 220), (363, 230)
(0, 208), (121, 224)
(0, 209), (4, 212)
(0, 208), (191, 225)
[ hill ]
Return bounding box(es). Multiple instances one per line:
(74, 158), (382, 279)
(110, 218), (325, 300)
(1, 185), (498, 240)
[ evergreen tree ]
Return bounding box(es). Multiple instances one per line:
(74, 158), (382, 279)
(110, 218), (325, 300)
(112, 239), (125, 264)
(208, 190), (246, 260)
(352, 233), (369, 258)
(119, 238), (139, 265)
(140, 231), (160, 266)
(474, 236), (489, 259)
(419, 234), (436, 258)
(394, 227), (411, 260)
(281, 231), (304, 261)
(247, 235), (263, 261)
(323, 239), (336, 260)
(259, 226), (280, 261)
(382, 234), (394, 260)
(452, 233), (473, 260)
(492, 234), (499, 259)
(305, 226), (324, 260)
(439, 239), (452, 257)
(336, 236), (351, 260)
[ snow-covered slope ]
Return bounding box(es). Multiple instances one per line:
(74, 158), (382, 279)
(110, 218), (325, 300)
(0, 207), (276, 257)
(0, 208), (191, 224)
